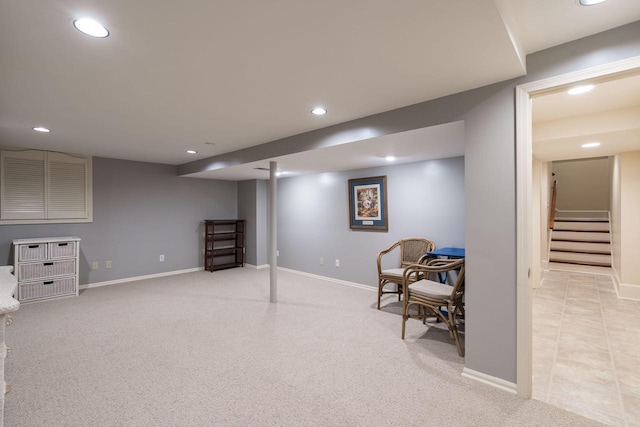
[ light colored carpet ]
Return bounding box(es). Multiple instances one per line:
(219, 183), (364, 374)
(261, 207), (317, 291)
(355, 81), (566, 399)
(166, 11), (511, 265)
(5, 268), (603, 426)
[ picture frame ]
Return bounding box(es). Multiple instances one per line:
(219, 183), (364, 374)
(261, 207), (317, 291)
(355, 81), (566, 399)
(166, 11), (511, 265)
(348, 175), (388, 231)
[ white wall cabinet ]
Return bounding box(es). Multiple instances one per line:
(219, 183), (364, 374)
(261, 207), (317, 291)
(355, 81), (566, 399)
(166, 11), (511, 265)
(12, 237), (81, 303)
(0, 150), (92, 224)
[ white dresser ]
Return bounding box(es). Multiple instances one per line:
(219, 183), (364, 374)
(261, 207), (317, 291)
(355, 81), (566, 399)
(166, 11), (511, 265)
(12, 237), (81, 303)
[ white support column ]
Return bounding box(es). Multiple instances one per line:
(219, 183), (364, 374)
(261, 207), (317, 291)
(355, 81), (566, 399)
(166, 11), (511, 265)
(269, 161), (278, 303)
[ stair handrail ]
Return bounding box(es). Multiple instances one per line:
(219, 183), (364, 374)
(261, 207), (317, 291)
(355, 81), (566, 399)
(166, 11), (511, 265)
(549, 180), (557, 229)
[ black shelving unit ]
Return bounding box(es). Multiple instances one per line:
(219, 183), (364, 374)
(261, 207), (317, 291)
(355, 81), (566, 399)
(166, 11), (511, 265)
(204, 220), (246, 271)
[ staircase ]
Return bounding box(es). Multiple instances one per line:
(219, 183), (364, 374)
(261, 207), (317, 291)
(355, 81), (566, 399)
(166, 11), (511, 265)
(549, 218), (611, 267)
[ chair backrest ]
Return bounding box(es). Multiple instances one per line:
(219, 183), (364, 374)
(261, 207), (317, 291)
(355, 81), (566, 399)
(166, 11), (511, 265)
(426, 258), (465, 299)
(451, 259), (465, 299)
(400, 238), (435, 267)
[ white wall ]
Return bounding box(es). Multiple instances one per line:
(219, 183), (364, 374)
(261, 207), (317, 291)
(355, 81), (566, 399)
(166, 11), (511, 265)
(532, 158), (548, 288)
(610, 156), (622, 279)
(541, 160), (551, 267)
(619, 151), (640, 297)
(552, 157), (610, 211)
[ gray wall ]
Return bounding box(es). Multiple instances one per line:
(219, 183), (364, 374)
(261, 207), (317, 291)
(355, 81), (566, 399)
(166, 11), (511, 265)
(462, 81), (518, 379)
(463, 22), (640, 381)
(256, 180), (267, 266)
(277, 157), (465, 286)
(245, 21), (640, 383)
(237, 180), (258, 265)
(4, 21), (637, 387)
(237, 179), (268, 266)
(0, 157), (237, 284)
(552, 157), (610, 210)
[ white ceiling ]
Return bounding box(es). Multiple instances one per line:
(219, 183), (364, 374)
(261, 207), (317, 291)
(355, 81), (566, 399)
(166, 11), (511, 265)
(532, 72), (640, 161)
(1, 1), (640, 179)
(184, 121), (466, 180)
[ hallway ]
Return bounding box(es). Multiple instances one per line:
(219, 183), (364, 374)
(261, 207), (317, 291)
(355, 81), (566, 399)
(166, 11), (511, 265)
(532, 269), (640, 426)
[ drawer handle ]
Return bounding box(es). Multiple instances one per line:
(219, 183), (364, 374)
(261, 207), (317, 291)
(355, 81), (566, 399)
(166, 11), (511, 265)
(28, 245), (40, 249)
(43, 262), (53, 266)
(43, 281), (54, 285)
(58, 243), (68, 247)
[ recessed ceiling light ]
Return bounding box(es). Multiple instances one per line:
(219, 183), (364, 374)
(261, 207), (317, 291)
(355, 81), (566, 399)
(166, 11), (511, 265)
(186, 150), (198, 154)
(579, 0), (607, 5)
(568, 84), (594, 95)
(73, 18), (109, 38)
(385, 155), (396, 162)
(582, 142), (601, 148)
(311, 107), (327, 116)
(33, 126), (50, 133)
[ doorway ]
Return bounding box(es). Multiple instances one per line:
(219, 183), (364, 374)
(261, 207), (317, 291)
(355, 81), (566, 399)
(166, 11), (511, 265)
(515, 55), (640, 402)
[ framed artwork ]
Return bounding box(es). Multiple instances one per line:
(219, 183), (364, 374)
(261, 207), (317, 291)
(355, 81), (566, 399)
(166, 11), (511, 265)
(348, 175), (388, 231)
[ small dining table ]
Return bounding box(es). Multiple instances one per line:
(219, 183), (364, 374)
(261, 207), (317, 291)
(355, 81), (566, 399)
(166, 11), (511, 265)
(426, 247), (465, 259)
(425, 247), (465, 283)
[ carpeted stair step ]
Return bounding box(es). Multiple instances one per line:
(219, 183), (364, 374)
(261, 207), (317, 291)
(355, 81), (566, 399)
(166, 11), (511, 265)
(551, 230), (610, 243)
(549, 240), (611, 254)
(549, 251), (611, 267)
(554, 216), (608, 222)
(553, 221), (609, 232)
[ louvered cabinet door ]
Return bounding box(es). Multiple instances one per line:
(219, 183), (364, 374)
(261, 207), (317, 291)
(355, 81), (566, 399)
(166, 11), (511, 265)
(0, 150), (90, 221)
(47, 152), (89, 219)
(0, 150), (46, 220)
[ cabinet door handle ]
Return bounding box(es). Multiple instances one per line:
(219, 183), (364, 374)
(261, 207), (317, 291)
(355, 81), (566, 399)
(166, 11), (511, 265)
(43, 262), (53, 266)
(43, 281), (54, 285)
(28, 245), (40, 249)
(58, 243), (68, 247)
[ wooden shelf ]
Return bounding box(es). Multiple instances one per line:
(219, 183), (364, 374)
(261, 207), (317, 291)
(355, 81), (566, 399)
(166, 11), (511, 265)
(204, 220), (245, 272)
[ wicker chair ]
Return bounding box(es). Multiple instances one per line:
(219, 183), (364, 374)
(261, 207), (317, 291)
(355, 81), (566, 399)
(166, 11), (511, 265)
(401, 258), (466, 356)
(376, 238), (435, 309)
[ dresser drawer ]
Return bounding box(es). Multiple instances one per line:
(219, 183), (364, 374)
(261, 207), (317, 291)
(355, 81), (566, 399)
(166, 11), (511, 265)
(48, 241), (78, 259)
(19, 277), (76, 302)
(18, 243), (48, 262)
(18, 259), (76, 281)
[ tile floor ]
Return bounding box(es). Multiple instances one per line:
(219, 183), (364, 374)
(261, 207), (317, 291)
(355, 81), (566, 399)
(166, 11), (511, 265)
(533, 269), (640, 426)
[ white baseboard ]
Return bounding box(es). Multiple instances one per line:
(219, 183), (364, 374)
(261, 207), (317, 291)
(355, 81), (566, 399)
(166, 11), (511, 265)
(541, 260), (549, 271)
(79, 265), (371, 292)
(277, 267), (376, 292)
(80, 267), (204, 290)
(461, 368), (517, 395)
(612, 266), (621, 296)
(611, 267), (640, 300)
(548, 262), (612, 275)
(618, 282), (640, 300)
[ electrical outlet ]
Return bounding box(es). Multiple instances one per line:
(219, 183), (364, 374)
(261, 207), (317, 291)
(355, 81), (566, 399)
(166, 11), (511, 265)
(159, 254), (165, 262)
(335, 259), (340, 268)
(105, 260), (112, 269)
(276, 250), (279, 257)
(91, 261), (99, 270)
(320, 257), (324, 265)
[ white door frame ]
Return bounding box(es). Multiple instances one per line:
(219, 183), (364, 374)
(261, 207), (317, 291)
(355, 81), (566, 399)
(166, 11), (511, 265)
(515, 55), (640, 397)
